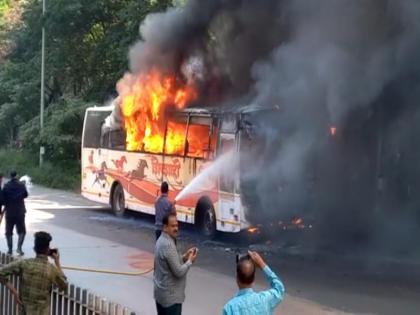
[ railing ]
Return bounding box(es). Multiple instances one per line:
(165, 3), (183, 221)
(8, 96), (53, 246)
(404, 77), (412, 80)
(0, 253), (137, 315)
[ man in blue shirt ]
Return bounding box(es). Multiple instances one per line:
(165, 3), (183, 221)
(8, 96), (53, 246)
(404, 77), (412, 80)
(223, 250), (285, 315)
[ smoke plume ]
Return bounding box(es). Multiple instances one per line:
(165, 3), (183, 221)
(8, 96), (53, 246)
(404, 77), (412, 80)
(124, 0), (420, 251)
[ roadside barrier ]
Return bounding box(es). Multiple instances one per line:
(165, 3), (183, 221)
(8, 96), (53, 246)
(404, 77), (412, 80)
(0, 253), (137, 315)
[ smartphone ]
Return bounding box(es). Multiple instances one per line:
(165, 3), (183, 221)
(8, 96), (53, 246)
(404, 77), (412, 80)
(236, 253), (251, 263)
(49, 248), (58, 256)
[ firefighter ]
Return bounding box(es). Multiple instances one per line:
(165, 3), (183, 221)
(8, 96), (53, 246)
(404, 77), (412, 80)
(155, 181), (176, 241)
(2, 171), (28, 256)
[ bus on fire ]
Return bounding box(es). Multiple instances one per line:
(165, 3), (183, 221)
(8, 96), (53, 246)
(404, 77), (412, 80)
(81, 102), (266, 237)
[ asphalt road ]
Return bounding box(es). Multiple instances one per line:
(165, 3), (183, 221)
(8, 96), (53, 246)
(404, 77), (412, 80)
(1, 185), (419, 315)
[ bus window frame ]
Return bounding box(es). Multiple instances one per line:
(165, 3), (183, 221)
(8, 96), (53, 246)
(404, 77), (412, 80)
(159, 113), (218, 161)
(182, 114), (191, 158)
(184, 115), (217, 160)
(83, 109), (112, 149)
(112, 110), (218, 161)
(218, 132), (236, 194)
(106, 128), (126, 151)
(162, 114), (188, 157)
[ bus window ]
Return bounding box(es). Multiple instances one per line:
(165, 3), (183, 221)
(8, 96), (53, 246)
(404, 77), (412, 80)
(83, 110), (111, 148)
(165, 117), (188, 156)
(109, 129), (126, 150)
(100, 130), (110, 148)
(186, 117), (217, 159)
(219, 134), (235, 193)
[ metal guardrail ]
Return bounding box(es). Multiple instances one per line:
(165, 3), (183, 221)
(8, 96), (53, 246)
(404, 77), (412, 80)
(0, 253), (137, 315)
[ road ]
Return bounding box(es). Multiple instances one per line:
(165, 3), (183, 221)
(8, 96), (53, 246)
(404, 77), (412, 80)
(1, 185), (419, 315)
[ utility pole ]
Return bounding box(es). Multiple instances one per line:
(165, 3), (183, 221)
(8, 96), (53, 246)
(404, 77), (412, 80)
(39, 0), (46, 166)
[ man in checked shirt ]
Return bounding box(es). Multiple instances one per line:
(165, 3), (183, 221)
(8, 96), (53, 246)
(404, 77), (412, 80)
(0, 231), (68, 314)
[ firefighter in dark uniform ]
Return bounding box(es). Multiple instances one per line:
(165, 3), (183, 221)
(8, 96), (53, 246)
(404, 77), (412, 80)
(2, 171), (28, 255)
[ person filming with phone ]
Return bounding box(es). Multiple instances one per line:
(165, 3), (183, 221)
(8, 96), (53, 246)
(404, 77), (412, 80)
(222, 251), (285, 315)
(0, 231), (68, 314)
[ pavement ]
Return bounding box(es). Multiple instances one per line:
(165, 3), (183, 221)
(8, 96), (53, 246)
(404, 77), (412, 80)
(0, 185), (419, 314)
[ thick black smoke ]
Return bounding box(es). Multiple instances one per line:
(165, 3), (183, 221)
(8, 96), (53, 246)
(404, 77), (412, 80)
(127, 0), (420, 252)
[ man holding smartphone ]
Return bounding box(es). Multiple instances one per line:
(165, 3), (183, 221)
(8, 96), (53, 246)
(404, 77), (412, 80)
(0, 231), (68, 314)
(154, 213), (198, 315)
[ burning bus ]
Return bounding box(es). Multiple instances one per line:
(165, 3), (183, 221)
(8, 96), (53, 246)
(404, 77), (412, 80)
(80, 96), (275, 237)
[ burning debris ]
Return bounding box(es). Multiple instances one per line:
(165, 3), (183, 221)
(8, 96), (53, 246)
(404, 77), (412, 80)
(247, 217), (312, 236)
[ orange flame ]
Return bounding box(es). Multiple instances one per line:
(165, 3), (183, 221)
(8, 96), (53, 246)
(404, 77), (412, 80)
(291, 217), (303, 225)
(248, 227), (259, 234)
(117, 68), (198, 153)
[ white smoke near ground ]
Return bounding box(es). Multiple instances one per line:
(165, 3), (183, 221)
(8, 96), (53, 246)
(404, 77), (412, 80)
(19, 175), (32, 193)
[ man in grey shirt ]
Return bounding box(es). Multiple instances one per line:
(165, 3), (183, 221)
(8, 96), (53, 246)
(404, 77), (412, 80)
(155, 181), (176, 240)
(154, 213), (198, 315)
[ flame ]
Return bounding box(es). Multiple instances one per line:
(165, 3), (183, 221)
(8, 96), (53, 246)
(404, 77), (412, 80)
(117, 68), (198, 154)
(291, 217), (303, 225)
(248, 227), (259, 234)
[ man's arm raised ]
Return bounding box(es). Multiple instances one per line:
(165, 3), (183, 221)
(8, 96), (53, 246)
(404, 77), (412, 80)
(248, 251), (285, 308)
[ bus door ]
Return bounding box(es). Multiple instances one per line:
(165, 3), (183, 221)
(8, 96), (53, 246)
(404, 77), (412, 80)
(81, 109), (111, 200)
(97, 122), (112, 198)
(218, 133), (240, 224)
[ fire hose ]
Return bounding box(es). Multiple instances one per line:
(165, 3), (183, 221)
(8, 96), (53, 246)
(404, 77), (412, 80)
(61, 265), (154, 276)
(0, 212), (154, 276)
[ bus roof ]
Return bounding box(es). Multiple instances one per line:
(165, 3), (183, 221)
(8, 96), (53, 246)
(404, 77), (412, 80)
(86, 105), (114, 112)
(86, 103), (276, 115)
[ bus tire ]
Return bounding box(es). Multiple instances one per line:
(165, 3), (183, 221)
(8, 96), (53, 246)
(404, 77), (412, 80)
(111, 183), (126, 217)
(196, 200), (216, 238)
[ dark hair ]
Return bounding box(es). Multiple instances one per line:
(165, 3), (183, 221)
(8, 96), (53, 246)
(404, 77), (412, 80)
(161, 181), (169, 194)
(236, 255), (255, 285)
(10, 171), (17, 178)
(162, 212), (177, 226)
(34, 231), (52, 254)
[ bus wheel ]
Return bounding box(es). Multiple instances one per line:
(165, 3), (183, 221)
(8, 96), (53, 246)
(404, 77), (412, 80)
(198, 205), (216, 238)
(112, 184), (125, 217)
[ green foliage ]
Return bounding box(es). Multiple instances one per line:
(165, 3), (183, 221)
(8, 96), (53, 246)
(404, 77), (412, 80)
(20, 97), (94, 165)
(0, 149), (80, 190)
(0, 0), (174, 190)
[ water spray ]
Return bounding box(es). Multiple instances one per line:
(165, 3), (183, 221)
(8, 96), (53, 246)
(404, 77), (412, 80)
(175, 150), (237, 202)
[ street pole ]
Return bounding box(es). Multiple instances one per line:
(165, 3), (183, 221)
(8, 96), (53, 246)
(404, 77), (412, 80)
(39, 0), (46, 167)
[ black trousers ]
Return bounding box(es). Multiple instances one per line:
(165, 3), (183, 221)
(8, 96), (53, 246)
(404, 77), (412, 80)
(5, 215), (26, 236)
(156, 302), (182, 315)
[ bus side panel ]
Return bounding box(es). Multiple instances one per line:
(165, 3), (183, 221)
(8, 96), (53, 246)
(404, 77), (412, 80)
(82, 147), (242, 231)
(97, 150), (220, 225)
(81, 147), (110, 205)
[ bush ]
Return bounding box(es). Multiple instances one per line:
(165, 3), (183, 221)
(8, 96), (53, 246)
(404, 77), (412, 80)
(0, 149), (80, 191)
(20, 97), (92, 167)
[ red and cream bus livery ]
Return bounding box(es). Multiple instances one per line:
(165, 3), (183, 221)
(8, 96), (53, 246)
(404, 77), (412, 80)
(81, 104), (251, 236)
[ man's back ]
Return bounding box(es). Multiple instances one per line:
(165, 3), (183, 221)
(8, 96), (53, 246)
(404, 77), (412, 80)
(0, 255), (67, 314)
(155, 194), (173, 228)
(223, 289), (276, 315)
(223, 265), (285, 315)
(3, 179), (28, 216)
